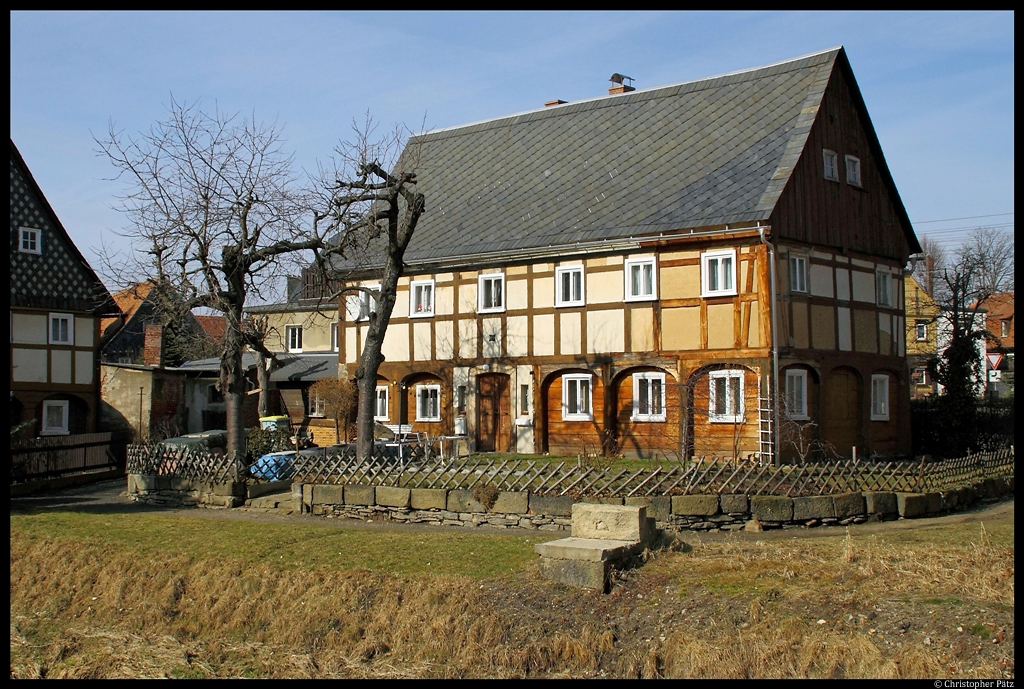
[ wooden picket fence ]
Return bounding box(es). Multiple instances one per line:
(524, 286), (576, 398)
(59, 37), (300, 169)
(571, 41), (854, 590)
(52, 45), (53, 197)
(126, 441), (1014, 499)
(12, 432), (128, 482)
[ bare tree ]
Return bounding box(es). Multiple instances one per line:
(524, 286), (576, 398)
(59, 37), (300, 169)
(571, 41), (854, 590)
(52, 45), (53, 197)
(966, 226), (1014, 296)
(97, 98), (347, 470)
(912, 233), (948, 297)
(308, 377), (358, 445)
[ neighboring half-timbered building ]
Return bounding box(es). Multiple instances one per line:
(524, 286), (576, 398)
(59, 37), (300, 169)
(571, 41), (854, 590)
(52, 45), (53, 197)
(332, 47), (922, 461)
(10, 139), (119, 436)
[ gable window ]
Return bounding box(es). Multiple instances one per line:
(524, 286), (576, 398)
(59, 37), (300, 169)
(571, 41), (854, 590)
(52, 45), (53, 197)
(632, 372), (666, 422)
(478, 274), (505, 313)
(789, 254), (807, 294)
(374, 385), (389, 421)
(625, 257), (657, 301)
(331, 323), (339, 352)
(286, 325), (303, 353)
(876, 270), (892, 307)
(20, 227), (41, 254)
(915, 320), (928, 341)
(562, 374), (593, 421)
(823, 150), (839, 181)
(345, 286), (379, 322)
(784, 369), (809, 420)
(555, 265), (585, 307)
(709, 369), (744, 424)
(870, 374), (889, 421)
(912, 368), (928, 386)
(410, 279), (435, 317)
(49, 313), (73, 345)
(41, 400), (70, 435)
(701, 250), (737, 298)
(416, 384), (441, 422)
(845, 155), (862, 187)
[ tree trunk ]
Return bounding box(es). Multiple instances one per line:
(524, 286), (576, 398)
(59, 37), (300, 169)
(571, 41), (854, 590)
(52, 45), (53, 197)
(256, 351), (271, 418)
(221, 302), (248, 479)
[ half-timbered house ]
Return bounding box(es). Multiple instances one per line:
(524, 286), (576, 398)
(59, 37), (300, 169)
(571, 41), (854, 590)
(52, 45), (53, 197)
(333, 47), (922, 461)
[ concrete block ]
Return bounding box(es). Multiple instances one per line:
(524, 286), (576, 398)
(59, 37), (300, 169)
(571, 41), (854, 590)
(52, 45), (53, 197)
(832, 492), (866, 518)
(155, 476), (171, 491)
(941, 490), (959, 511)
(126, 474), (138, 494)
(864, 491), (897, 516)
(170, 477), (191, 492)
(314, 484), (344, 505)
(247, 480), (292, 500)
(537, 556), (610, 592)
(447, 489), (487, 513)
(529, 494), (575, 517)
(535, 537), (642, 562)
(491, 491), (529, 514)
(924, 492), (943, 514)
(579, 496), (624, 505)
(897, 492), (928, 518)
(375, 486), (411, 508)
(750, 496), (793, 522)
(212, 481), (244, 497)
(671, 494), (720, 516)
(302, 483), (314, 507)
(571, 503), (646, 541)
(410, 488), (447, 510)
(792, 495), (835, 521)
(344, 485), (375, 506)
(624, 496), (671, 523)
(720, 494), (749, 514)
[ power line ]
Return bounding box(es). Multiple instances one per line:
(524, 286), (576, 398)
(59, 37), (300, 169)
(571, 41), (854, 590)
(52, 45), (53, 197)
(913, 212), (1014, 225)
(916, 223), (1014, 236)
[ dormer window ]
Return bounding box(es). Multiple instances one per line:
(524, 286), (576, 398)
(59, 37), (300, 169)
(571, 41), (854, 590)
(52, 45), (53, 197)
(19, 227), (41, 254)
(845, 155), (862, 187)
(823, 150), (839, 182)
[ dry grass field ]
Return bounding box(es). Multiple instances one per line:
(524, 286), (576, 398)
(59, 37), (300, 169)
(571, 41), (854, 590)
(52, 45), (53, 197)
(9, 492), (1014, 679)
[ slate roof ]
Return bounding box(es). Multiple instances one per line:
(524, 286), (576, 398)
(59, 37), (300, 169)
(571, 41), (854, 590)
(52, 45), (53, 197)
(10, 140), (118, 314)
(335, 48), (845, 274)
(174, 352), (338, 383)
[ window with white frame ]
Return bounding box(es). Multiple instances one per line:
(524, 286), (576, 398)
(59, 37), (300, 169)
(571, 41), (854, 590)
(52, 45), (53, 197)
(374, 385), (389, 421)
(784, 369), (809, 419)
(876, 270), (892, 307)
(562, 374), (593, 421)
(708, 369), (744, 423)
(823, 149), (839, 181)
(912, 368), (928, 386)
(1001, 320), (1010, 338)
(870, 374), (889, 420)
(915, 320), (928, 341)
(41, 400), (69, 435)
(845, 155), (862, 187)
(478, 274), (505, 313)
(410, 279), (435, 317)
(416, 384), (441, 422)
(286, 325), (303, 353)
(19, 227), (41, 254)
(308, 390), (326, 417)
(345, 286), (379, 322)
(331, 323), (339, 351)
(555, 265), (585, 307)
(789, 254), (807, 293)
(701, 250), (737, 297)
(632, 372), (666, 422)
(49, 313), (73, 345)
(456, 385), (467, 414)
(624, 257), (657, 301)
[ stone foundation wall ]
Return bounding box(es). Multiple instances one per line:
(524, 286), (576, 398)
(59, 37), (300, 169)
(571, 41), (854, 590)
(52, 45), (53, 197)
(126, 474), (246, 508)
(292, 475), (1014, 532)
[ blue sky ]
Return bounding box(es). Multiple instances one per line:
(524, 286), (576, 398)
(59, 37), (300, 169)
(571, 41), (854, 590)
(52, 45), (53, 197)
(10, 11), (1014, 291)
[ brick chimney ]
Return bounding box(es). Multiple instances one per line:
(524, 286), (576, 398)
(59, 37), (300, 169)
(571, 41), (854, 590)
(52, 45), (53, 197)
(609, 73), (635, 95)
(545, 99), (568, 108)
(143, 324), (165, 367)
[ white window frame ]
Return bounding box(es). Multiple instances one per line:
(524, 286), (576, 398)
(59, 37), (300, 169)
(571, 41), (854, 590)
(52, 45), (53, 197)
(331, 322), (339, 352)
(845, 155), (862, 187)
(823, 149), (839, 181)
(876, 269), (892, 307)
(20, 227), (42, 254)
(789, 254), (808, 294)
(41, 399), (70, 435)
(561, 373), (593, 421)
(784, 369), (809, 420)
(478, 273), (505, 313)
(701, 250), (738, 298)
(415, 384), (441, 422)
(624, 256), (657, 302)
(632, 372), (666, 422)
(915, 320), (928, 342)
(286, 325), (303, 353)
(346, 285), (380, 322)
(870, 374), (890, 421)
(410, 279), (435, 318)
(708, 369), (744, 424)
(308, 389), (326, 418)
(49, 313), (74, 345)
(912, 368), (928, 386)
(374, 385), (389, 421)
(555, 265), (585, 307)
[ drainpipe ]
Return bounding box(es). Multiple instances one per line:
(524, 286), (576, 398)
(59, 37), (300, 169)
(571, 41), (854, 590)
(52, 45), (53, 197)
(759, 227), (780, 467)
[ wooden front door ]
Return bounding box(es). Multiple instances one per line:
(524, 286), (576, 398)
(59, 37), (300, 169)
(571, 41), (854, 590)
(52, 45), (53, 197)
(477, 373), (510, 452)
(821, 368), (861, 459)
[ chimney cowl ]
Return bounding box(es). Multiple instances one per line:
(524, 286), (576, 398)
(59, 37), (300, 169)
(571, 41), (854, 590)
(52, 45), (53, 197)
(608, 73), (635, 95)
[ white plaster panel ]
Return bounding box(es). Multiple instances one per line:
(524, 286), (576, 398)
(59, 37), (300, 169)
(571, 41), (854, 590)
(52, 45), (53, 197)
(851, 271), (875, 303)
(51, 349), (72, 384)
(506, 316), (528, 358)
(75, 317), (94, 348)
(413, 322), (432, 361)
(588, 269), (624, 304)
(482, 317), (502, 358)
(458, 319), (477, 359)
(533, 314), (554, 356)
(507, 279), (528, 311)
(435, 285), (454, 316)
(533, 276), (554, 309)
(837, 307), (852, 351)
(587, 310), (625, 354)
(809, 264), (834, 298)
(12, 348), (47, 382)
(835, 268), (850, 302)
(11, 313), (47, 344)
(381, 322), (409, 362)
(435, 320), (454, 360)
(560, 312), (582, 355)
(75, 350), (93, 385)
(345, 327), (358, 364)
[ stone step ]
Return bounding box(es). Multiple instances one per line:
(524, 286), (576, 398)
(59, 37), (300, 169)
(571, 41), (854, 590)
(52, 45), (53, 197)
(534, 537), (644, 562)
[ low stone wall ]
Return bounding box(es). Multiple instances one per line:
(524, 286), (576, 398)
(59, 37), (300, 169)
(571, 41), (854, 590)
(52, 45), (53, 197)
(293, 475), (1014, 532)
(126, 474), (246, 508)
